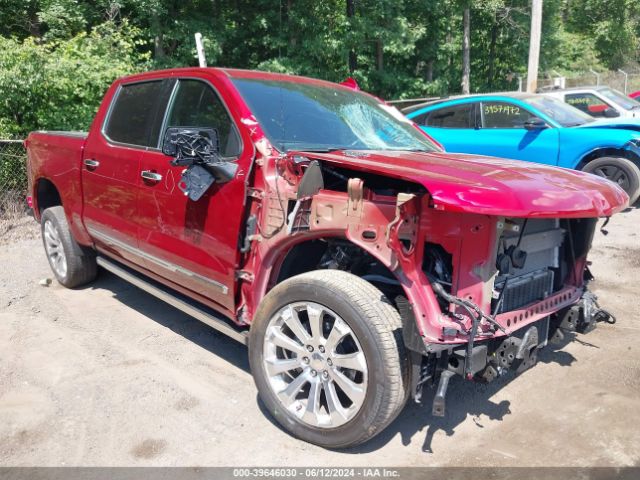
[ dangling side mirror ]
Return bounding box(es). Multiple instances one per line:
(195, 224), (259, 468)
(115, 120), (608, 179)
(162, 127), (219, 159)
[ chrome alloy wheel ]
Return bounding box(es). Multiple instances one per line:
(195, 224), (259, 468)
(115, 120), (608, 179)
(262, 302), (368, 428)
(43, 219), (67, 278)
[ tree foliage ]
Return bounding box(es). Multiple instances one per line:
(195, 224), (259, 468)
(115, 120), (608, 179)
(0, 0), (638, 137)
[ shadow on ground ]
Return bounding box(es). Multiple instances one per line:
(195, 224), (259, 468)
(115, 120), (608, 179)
(84, 269), (250, 374)
(87, 267), (584, 455)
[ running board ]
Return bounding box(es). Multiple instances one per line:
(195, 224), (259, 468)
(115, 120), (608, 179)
(96, 256), (248, 345)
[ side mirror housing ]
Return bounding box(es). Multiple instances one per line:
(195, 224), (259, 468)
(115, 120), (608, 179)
(524, 117), (547, 130)
(604, 107), (620, 118)
(162, 127), (220, 158)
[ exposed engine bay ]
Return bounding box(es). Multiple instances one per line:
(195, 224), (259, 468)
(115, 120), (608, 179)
(269, 156), (620, 419)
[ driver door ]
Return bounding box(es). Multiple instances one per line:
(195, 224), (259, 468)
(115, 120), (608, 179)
(472, 101), (560, 165)
(137, 78), (248, 313)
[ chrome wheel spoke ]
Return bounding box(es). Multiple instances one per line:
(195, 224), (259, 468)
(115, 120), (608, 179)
(302, 378), (322, 423)
(43, 220), (67, 277)
(283, 306), (311, 344)
(324, 317), (350, 354)
(307, 304), (323, 341)
(331, 351), (367, 372)
(324, 381), (349, 425)
(278, 372), (309, 406)
(328, 368), (365, 405)
(268, 327), (305, 356)
(265, 357), (302, 376)
(263, 301), (368, 428)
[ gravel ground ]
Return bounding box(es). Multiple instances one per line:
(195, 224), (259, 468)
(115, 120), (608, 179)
(0, 208), (638, 467)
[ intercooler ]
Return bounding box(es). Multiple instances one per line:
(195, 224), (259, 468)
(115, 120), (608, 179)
(492, 219), (564, 314)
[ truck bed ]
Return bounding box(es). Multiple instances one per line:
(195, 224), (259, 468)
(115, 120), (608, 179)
(26, 130), (89, 244)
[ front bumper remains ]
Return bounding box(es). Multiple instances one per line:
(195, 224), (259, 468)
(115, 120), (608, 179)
(413, 290), (616, 417)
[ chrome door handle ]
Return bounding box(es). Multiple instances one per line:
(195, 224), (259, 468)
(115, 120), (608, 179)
(141, 170), (163, 182)
(84, 159), (100, 168)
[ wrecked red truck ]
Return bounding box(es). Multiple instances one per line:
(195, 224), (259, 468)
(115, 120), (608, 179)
(26, 68), (628, 448)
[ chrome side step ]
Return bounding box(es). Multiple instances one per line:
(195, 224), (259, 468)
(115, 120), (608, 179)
(96, 256), (248, 345)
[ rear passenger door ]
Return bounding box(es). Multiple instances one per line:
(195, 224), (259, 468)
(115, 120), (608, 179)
(416, 102), (477, 152)
(136, 78), (250, 314)
(82, 79), (174, 267)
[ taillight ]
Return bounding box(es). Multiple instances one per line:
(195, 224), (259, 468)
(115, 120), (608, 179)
(26, 196), (33, 209)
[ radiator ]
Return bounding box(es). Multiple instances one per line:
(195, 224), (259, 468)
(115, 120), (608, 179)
(494, 269), (554, 313)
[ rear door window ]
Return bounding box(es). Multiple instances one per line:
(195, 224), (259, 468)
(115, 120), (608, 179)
(104, 80), (173, 147)
(481, 101), (533, 128)
(425, 104), (475, 128)
(165, 79), (242, 158)
(565, 93), (611, 117)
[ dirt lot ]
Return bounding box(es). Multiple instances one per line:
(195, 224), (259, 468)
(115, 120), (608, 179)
(0, 208), (639, 467)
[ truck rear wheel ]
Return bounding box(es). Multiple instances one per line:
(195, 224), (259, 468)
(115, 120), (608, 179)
(249, 270), (409, 448)
(41, 206), (97, 288)
(582, 156), (640, 205)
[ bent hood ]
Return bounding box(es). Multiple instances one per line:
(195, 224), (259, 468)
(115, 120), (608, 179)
(295, 150), (628, 218)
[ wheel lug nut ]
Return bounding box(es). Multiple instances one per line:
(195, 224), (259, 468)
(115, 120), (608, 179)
(322, 370), (329, 379)
(310, 369), (317, 377)
(326, 358), (333, 366)
(302, 357), (310, 364)
(306, 345), (314, 352)
(319, 345), (325, 353)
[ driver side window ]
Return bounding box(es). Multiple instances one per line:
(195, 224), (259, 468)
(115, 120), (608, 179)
(166, 79), (242, 158)
(565, 93), (610, 117)
(481, 101), (533, 128)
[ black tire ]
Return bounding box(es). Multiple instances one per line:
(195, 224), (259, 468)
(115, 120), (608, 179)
(582, 156), (640, 205)
(41, 206), (97, 288)
(249, 270), (409, 448)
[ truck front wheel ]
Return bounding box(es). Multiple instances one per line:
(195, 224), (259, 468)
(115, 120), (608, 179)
(41, 206), (97, 288)
(249, 270), (409, 448)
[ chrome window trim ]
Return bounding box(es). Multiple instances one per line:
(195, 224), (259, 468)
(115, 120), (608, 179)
(101, 79), (167, 152)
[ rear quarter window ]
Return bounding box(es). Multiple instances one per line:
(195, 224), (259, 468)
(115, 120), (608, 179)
(104, 80), (171, 147)
(425, 104), (474, 128)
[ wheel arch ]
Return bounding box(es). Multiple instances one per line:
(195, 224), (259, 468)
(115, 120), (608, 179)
(34, 177), (62, 218)
(258, 234), (435, 355)
(576, 146), (640, 171)
(33, 176), (92, 246)
(269, 236), (400, 294)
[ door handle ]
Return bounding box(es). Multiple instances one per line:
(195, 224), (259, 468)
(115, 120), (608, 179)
(84, 159), (100, 168)
(141, 170), (163, 182)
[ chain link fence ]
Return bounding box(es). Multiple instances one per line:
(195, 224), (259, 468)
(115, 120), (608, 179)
(537, 70), (640, 94)
(0, 140), (28, 219)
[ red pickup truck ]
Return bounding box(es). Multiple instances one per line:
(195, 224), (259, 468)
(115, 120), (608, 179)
(26, 68), (628, 448)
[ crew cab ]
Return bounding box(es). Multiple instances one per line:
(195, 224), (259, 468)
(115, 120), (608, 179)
(26, 68), (628, 448)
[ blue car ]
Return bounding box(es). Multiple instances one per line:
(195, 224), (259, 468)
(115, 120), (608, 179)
(404, 93), (640, 204)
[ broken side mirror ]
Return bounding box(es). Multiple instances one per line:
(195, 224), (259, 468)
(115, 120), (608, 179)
(162, 127), (237, 201)
(162, 127), (220, 160)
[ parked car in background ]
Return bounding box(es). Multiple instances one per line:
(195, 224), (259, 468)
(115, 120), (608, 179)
(543, 86), (640, 119)
(404, 93), (640, 204)
(630, 91), (640, 100)
(25, 68), (628, 448)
